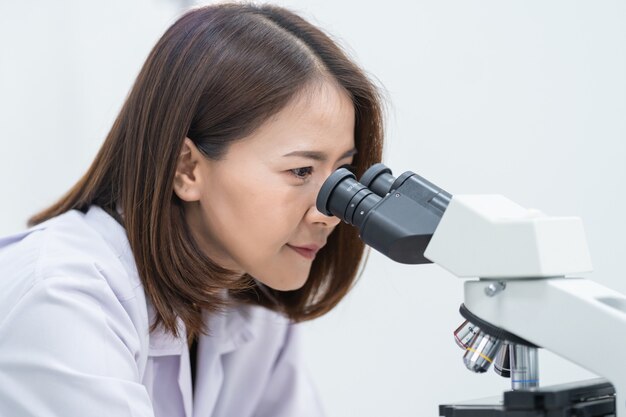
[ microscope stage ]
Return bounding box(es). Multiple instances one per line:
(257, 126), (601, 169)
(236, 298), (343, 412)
(439, 378), (615, 417)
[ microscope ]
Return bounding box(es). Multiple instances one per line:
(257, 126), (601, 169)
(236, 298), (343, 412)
(317, 164), (624, 417)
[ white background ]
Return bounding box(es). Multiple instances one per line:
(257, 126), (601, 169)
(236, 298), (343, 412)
(1, 1), (625, 416)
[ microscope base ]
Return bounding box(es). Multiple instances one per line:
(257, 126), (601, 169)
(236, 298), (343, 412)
(439, 378), (615, 417)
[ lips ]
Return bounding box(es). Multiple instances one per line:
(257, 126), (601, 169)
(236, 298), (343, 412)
(287, 244), (321, 260)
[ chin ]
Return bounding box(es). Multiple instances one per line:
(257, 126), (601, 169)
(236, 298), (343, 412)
(259, 273), (309, 292)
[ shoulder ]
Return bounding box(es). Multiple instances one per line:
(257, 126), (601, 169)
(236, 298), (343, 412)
(0, 207), (149, 358)
(0, 209), (155, 413)
(1, 207), (141, 299)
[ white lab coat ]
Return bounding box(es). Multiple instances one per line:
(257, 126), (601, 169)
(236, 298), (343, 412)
(0, 206), (325, 417)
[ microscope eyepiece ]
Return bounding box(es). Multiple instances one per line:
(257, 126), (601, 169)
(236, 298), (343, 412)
(360, 163), (396, 196)
(316, 168), (382, 228)
(316, 168), (356, 216)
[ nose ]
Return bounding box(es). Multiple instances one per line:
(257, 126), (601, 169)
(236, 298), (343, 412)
(307, 170), (343, 227)
(305, 204), (341, 228)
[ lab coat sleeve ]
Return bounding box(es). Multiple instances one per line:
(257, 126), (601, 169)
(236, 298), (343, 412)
(0, 275), (154, 417)
(252, 323), (326, 417)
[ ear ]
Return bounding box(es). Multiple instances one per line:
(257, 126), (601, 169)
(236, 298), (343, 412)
(173, 138), (204, 202)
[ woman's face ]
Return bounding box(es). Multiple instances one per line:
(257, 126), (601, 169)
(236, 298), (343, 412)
(175, 81), (356, 291)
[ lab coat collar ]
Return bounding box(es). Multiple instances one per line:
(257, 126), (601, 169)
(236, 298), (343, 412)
(147, 302), (188, 356)
(146, 303), (256, 356)
(147, 303), (256, 417)
(190, 305), (258, 417)
(201, 304), (256, 355)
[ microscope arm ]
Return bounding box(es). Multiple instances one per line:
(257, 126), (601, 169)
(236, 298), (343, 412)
(423, 193), (626, 415)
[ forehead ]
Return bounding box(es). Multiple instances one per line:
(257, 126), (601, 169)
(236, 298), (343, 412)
(287, 80), (354, 124)
(226, 81), (356, 159)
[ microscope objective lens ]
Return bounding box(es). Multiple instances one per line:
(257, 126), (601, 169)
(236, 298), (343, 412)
(494, 343), (511, 378)
(454, 320), (481, 349)
(463, 331), (502, 373)
(510, 345), (539, 390)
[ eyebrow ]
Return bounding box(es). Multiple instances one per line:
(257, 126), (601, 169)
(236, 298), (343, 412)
(282, 148), (358, 162)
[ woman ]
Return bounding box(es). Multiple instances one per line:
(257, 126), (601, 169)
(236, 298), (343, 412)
(0, 3), (383, 417)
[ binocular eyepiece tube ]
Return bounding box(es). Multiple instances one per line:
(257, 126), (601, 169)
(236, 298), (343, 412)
(316, 164), (452, 264)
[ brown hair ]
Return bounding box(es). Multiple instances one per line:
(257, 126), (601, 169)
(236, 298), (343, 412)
(30, 3), (384, 340)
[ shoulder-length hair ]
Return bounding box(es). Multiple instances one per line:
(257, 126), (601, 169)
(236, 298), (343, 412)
(30, 3), (384, 340)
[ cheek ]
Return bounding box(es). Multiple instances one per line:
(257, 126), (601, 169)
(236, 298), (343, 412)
(206, 185), (316, 290)
(213, 182), (303, 255)
(242, 181), (308, 226)
(200, 165), (315, 279)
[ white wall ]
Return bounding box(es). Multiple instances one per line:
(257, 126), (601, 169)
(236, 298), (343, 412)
(1, 1), (625, 417)
(0, 0), (180, 229)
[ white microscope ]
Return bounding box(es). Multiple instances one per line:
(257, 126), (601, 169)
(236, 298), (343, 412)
(317, 163), (623, 417)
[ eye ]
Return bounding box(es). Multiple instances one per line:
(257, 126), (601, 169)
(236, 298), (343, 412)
(290, 166), (314, 181)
